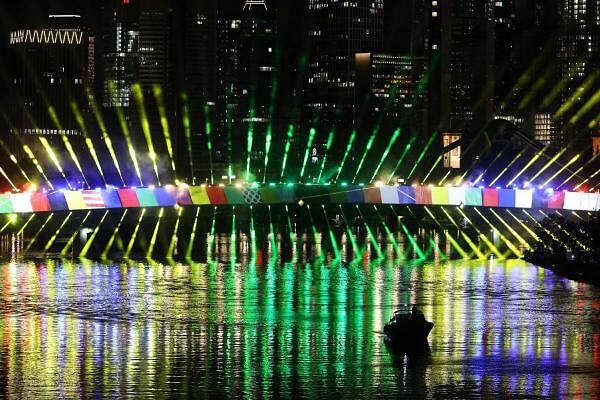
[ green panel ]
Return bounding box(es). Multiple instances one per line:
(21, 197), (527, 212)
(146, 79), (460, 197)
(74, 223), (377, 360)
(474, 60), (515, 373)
(465, 188), (483, 206)
(223, 187), (245, 204)
(278, 187), (296, 203)
(135, 188), (159, 207)
(0, 195), (15, 214)
(260, 187), (279, 204)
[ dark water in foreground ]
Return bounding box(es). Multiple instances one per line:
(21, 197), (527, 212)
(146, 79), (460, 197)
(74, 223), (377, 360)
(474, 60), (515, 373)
(0, 259), (599, 399)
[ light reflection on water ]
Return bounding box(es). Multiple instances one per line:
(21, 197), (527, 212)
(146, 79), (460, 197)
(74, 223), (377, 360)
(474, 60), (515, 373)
(0, 259), (599, 399)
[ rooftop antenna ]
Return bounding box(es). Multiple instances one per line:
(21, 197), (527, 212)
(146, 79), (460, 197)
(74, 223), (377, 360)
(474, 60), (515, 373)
(243, 0), (268, 11)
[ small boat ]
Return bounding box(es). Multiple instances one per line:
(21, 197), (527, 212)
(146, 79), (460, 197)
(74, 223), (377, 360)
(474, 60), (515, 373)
(384, 306), (433, 350)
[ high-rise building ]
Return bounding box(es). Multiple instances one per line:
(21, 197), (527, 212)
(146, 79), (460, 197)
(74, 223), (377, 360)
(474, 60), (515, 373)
(216, 1), (276, 181)
(6, 15), (93, 176)
(304, 0), (385, 130)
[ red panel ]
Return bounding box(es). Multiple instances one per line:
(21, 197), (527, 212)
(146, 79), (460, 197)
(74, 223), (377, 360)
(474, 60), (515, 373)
(363, 188), (382, 203)
(414, 186), (432, 204)
(30, 192), (51, 212)
(118, 188), (140, 208)
(482, 188), (499, 207)
(206, 187), (228, 204)
(547, 191), (565, 209)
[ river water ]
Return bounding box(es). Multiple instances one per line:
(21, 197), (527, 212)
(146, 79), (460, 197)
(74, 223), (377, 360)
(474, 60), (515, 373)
(0, 258), (598, 399)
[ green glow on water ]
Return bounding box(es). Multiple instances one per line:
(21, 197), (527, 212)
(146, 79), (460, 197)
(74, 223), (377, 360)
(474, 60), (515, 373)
(246, 128), (254, 182)
(167, 208), (183, 263)
(355, 205), (383, 259)
(230, 207), (237, 265)
(321, 205), (340, 260)
(185, 207), (200, 263)
(373, 205), (402, 260)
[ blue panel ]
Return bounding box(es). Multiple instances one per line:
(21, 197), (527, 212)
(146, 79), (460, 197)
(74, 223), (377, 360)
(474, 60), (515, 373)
(47, 191), (68, 211)
(397, 186), (416, 204)
(100, 189), (122, 208)
(153, 188), (177, 206)
(346, 186), (365, 203)
(498, 189), (516, 208)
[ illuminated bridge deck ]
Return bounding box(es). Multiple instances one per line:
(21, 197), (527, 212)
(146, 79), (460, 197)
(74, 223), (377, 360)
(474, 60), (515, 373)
(1, 184), (598, 214)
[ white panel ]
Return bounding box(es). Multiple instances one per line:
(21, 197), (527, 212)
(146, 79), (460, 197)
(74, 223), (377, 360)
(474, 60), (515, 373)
(10, 193), (33, 213)
(563, 191), (581, 210)
(581, 193), (598, 211)
(514, 190), (532, 208)
(447, 187), (465, 205)
(380, 186), (399, 204)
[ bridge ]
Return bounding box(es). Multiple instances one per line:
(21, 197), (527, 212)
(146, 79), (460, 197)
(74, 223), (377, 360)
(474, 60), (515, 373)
(0, 183), (596, 262)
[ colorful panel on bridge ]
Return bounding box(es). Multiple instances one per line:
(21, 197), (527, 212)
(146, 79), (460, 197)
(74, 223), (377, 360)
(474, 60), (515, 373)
(532, 189), (548, 209)
(188, 187), (210, 205)
(397, 186), (416, 204)
(346, 186), (365, 203)
(380, 186), (399, 204)
(10, 193), (33, 213)
(135, 188), (159, 207)
(259, 187), (279, 204)
(0, 194), (15, 213)
(241, 188), (262, 205)
(498, 189), (516, 208)
(414, 186), (432, 205)
(482, 188), (499, 207)
(223, 187), (245, 204)
(176, 189), (193, 206)
(118, 188), (140, 208)
(547, 191), (565, 209)
(465, 188), (483, 206)
(101, 189), (122, 208)
(514, 190), (532, 208)
(30, 192), (51, 212)
(47, 191), (68, 211)
(430, 187), (449, 205)
(64, 191), (86, 210)
(205, 187), (227, 205)
(81, 190), (105, 208)
(363, 187), (382, 204)
(153, 187), (177, 207)
(447, 187), (465, 205)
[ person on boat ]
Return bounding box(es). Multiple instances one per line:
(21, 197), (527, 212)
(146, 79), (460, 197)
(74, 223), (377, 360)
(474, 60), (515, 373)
(410, 305), (424, 321)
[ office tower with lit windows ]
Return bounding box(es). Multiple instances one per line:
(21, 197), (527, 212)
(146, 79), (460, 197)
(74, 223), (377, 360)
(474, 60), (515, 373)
(6, 14), (93, 173)
(304, 0), (385, 131)
(216, 1), (276, 180)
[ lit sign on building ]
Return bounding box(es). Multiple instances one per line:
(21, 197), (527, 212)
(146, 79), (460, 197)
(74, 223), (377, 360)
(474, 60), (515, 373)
(244, 0), (268, 10)
(443, 133), (462, 169)
(9, 29), (84, 45)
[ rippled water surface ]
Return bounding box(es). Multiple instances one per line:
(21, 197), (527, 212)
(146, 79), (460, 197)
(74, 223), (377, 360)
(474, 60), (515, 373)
(0, 259), (599, 399)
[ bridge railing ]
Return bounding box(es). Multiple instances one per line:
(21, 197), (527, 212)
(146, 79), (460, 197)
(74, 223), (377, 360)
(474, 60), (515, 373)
(0, 184), (598, 214)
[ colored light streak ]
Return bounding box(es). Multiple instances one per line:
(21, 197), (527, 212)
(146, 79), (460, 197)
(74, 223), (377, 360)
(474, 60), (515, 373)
(124, 209), (146, 259)
(0, 114), (31, 183)
(250, 206), (257, 259)
(321, 205), (340, 260)
(146, 208), (164, 260)
(132, 83), (161, 185)
(570, 88), (600, 125)
(100, 209), (128, 260)
(539, 154), (580, 187)
(262, 126), (273, 184)
(180, 93), (195, 180)
(317, 129), (335, 183)
(185, 207), (200, 262)
(16, 213), (36, 236)
(47, 105), (88, 186)
(489, 148), (528, 186)
(203, 104), (215, 185)
(0, 166), (17, 191)
(22, 145), (52, 188)
(554, 69), (600, 120)
(280, 125), (294, 182)
(24, 213), (54, 252)
(488, 209), (531, 250)
(306, 205), (322, 260)
(70, 101), (106, 184)
(88, 88), (124, 185)
(230, 207), (237, 264)
(300, 128), (317, 181)
(369, 128), (401, 184)
(38, 137), (71, 189)
(438, 170), (452, 186)
(421, 155), (443, 184)
(334, 130), (357, 183)
(398, 221), (425, 260)
(557, 153), (599, 189)
(338, 205), (361, 258)
(455, 207), (501, 259)
(423, 206), (468, 258)
(473, 208), (521, 258)
(352, 127), (380, 183)
(505, 210), (539, 240)
(355, 205), (383, 259)
(60, 211), (91, 256)
(79, 210), (109, 258)
(267, 205), (278, 260)
(246, 128), (254, 182)
(207, 207), (217, 260)
(44, 212), (72, 251)
(407, 128), (440, 181)
(386, 136), (416, 184)
(0, 216), (15, 233)
(153, 85), (177, 179)
(529, 148), (567, 184)
(109, 81), (143, 186)
(574, 167), (600, 191)
(374, 205), (403, 259)
(167, 208), (182, 263)
(540, 61), (582, 109)
(507, 147), (547, 187)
